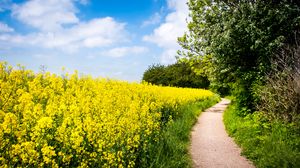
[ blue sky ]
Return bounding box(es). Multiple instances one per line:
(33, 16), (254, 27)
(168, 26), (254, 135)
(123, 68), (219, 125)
(0, 0), (189, 81)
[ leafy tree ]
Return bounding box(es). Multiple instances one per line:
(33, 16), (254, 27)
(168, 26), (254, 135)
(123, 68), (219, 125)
(142, 62), (210, 89)
(178, 0), (300, 113)
(142, 64), (167, 85)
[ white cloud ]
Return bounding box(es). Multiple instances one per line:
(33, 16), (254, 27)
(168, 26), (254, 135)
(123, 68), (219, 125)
(167, 0), (188, 12)
(0, 22), (14, 32)
(0, 17), (126, 52)
(101, 46), (148, 58)
(38, 17), (126, 50)
(142, 12), (161, 27)
(160, 49), (177, 64)
(143, 0), (188, 64)
(12, 0), (79, 32)
(0, 0), (128, 52)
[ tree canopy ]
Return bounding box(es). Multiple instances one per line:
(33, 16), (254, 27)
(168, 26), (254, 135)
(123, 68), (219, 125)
(178, 0), (300, 113)
(142, 62), (210, 89)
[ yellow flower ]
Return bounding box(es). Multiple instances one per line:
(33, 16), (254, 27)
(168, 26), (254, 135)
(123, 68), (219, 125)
(0, 62), (215, 167)
(41, 145), (56, 164)
(2, 113), (18, 134)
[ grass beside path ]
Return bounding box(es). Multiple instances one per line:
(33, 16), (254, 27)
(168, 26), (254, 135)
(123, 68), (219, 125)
(142, 95), (220, 168)
(223, 101), (300, 168)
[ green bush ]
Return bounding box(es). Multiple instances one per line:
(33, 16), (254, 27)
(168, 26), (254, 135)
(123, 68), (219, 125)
(224, 101), (300, 168)
(254, 44), (300, 122)
(142, 62), (210, 89)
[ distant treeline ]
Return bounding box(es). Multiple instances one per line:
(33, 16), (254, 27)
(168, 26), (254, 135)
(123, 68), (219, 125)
(142, 62), (210, 89)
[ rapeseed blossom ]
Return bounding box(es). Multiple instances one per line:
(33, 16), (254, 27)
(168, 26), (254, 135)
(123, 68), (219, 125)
(0, 62), (214, 167)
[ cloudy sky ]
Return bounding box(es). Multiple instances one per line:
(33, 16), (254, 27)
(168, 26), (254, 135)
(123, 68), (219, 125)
(0, 0), (189, 81)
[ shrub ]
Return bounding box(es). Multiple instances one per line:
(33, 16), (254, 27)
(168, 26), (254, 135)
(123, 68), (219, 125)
(255, 43), (300, 122)
(142, 62), (210, 89)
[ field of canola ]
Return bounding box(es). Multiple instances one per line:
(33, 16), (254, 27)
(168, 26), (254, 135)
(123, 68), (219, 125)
(0, 62), (214, 167)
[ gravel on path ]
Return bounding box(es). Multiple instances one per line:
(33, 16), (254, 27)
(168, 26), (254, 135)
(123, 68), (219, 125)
(190, 99), (255, 168)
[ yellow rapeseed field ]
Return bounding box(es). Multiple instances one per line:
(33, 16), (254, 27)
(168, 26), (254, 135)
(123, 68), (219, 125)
(0, 62), (214, 167)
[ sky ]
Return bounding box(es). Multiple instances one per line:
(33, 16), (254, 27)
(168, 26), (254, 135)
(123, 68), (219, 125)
(0, 0), (189, 82)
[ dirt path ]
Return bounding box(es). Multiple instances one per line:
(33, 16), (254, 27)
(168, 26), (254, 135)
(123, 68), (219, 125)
(190, 99), (255, 168)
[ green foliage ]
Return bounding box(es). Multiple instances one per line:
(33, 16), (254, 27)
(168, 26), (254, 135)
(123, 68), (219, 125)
(142, 64), (167, 86)
(254, 44), (300, 123)
(143, 96), (220, 168)
(224, 102), (300, 168)
(178, 0), (300, 112)
(142, 62), (210, 89)
(179, 1), (300, 167)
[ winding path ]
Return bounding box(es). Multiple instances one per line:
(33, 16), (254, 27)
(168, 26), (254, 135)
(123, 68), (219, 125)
(190, 99), (255, 168)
